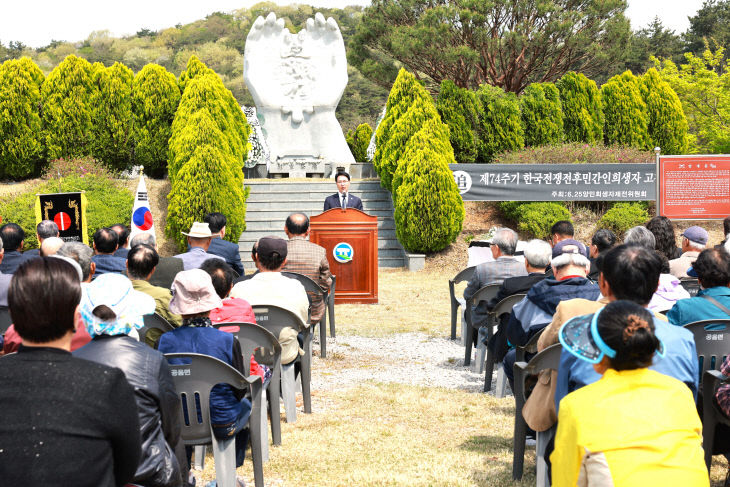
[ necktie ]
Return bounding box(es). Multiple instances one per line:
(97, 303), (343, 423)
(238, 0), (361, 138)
(341, 193), (347, 209)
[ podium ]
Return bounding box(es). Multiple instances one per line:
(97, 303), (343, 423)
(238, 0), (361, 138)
(310, 208), (378, 304)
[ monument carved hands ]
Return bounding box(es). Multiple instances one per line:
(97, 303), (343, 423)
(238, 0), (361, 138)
(244, 12), (354, 165)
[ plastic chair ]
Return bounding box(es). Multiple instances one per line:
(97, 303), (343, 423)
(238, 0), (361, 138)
(328, 275), (336, 338)
(282, 271), (330, 358)
(213, 322), (282, 447)
(139, 313), (175, 346)
(164, 353), (264, 487)
(482, 293), (527, 394)
(252, 304), (311, 423)
(683, 319), (730, 387)
(680, 278), (701, 297)
(463, 283), (501, 366)
(448, 266), (475, 341)
(702, 369), (730, 471)
(512, 343), (562, 483)
(0, 306), (12, 335)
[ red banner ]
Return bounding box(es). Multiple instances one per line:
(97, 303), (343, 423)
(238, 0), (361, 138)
(660, 155), (730, 219)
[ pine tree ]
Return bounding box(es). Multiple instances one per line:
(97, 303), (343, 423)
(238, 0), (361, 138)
(640, 68), (688, 154)
(475, 84), (524, 162)
(557, 71), (604, 144)
(436, 80), (479, 163)
(131, 64), (181, 177)
(519, 82), (564, 147)
(601, 70), (650, 148)
(0, 57), (45, 179)
(91, 62), (134, 171)
(41, 55), (99, 160)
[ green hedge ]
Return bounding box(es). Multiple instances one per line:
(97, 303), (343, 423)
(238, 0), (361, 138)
(499, 201), (571, 240)
(597, 202), (649, 236)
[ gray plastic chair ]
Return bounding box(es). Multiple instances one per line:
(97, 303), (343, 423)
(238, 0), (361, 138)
(702, 369), (730, 471)
(164, 352), (264, 487)
(0, 306), (12, 335)
(512, 343), (562, 483)
(515, 326), (545, 364)
(463, 283), (501, 366)
(328, 275), (336, 338)
(140, 312), (175, 345)
(483, 293), (527, 394)
(252, 304), (311, 422)
(213, 322), (282, 447)
(683, 319), (730, 387)
(448, 266), (475, 340)
(679, 278), (701, 297)
(282, 271), (330, 358)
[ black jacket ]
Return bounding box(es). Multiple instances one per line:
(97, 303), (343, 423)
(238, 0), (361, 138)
(75, 335), (182, 487)
(0, 346), (141, 486)
(323, 193), (364, 211)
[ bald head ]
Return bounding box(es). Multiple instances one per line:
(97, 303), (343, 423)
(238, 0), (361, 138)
(285, 213), (309, 237)
(40, 237), (64, 257)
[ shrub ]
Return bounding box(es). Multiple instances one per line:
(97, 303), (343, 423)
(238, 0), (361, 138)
(520, 83), (563, 147)
(557, 72), (603, 144)
(493, 143), (654, 165)
(131, 64), (181, 177)
(41, 55), (99, 160)
(91, 62), (135, 171)
(475, 84), (524, 162)
(346, 123), (373, 162)
(0, 57), (45, 180)
(436, 80), (479, 164)
(392, 118), (464, 253)
(42, 157), (116, 179)
(640, 68), (688, 155)
(499, 201), (571, 240)
(597, 202), (649, 237)
(601, 71), (650, 148)
(0, 170), (133, 250)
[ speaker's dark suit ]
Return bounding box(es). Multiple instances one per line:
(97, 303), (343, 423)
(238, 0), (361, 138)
(323, 193), (363, 211)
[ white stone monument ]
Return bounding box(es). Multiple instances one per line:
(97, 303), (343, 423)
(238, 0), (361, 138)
(244, 12), (355, 177)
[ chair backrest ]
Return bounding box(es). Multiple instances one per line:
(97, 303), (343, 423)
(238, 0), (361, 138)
(491, 293), (527, 320)
(282, 272), (325, 301)
(450, 266), (475, 285)
(465, 283), (502, 328)
(164, 352), (248, 445)
(680, 279), (701, 297)
(683, 320), (730, 378)
(139, 313), (175, 343)
(251, 304), (307, 337)
(0, 306), (12, 334)
(516, 344), (562, 402)
(212, 322), (282, 374)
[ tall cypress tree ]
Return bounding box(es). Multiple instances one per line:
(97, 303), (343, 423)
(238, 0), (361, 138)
(436, 80), (479, 164)
(91, 62), (134, 171)
(519, 82), (564, 147)
(640, 68), (688, 154)
(475, 84), (524, 162)
(602, 70), (650, 148)
(557, 71), (603, 144)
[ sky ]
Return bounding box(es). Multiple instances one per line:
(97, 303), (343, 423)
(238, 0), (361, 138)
(0, 0), (709, 48)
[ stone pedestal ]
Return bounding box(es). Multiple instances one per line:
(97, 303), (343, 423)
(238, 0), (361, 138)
(269, 157), (325, 178)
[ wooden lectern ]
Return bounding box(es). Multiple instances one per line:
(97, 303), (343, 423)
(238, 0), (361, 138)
(310, 208), (378, 304)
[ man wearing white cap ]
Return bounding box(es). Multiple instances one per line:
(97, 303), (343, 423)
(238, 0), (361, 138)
(669, 225), (709, 279)
(173, 222), (224, 271)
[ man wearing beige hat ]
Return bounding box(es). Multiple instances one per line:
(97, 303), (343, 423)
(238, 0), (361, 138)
(231, 236), (309, 365)
(174, 221), (224, 271)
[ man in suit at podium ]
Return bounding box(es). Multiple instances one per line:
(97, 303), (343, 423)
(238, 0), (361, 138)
(324, 171), (363, 211)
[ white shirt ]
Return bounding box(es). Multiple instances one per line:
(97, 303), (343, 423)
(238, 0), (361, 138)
(230, 272), (309, 326)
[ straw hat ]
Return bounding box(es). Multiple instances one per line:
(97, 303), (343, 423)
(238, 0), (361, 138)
(182, 222), (213, 238)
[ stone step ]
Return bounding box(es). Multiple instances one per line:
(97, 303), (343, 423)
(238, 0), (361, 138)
(242, 208), (396, 220)
(245, 198), (394, 210)
(244, 219), (396, 233)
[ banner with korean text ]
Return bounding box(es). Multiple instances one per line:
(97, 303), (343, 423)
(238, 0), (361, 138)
(450, 163), (657, 201)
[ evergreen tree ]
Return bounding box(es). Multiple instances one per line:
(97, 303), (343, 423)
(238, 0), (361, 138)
(475, 84), (524, 162)
(601, 70), (650, 148)
(178, 55), (216, 92)
(392, 117), (464, 252)
(640, 68), (688, 154)
(0, 57), (45, 179)
(557, 71), (604, 144)
(436, 80), (479, 164)
(519, 82), (564, 147)
(346, 123), (373, 162)
(91, 62), (134, 171)
(131, 64), (181, 177)
(41, 55), (99, 159)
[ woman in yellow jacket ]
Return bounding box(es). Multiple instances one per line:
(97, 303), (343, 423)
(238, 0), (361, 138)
(552, 300), (708, 486)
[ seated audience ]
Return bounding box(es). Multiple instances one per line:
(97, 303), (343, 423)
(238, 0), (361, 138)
(484, 239), (552, 361)
(25, 219), (59, 256)
(0, 236), (12, 306)
(712, 356), (730, 480)
(588, 229), (616, 281)
(231, 236), (309, 365)
(174, 222), (224, 271)
(157, 269), (252, 479)
(670, 225), (708, 279)
(646, 215), (682, 259)
(549, 220), (574, 247)
(623, 225), (655, 249)
(203, 212), (244, 276)
(667, 248), (730, 327)
(0, 223), (31, 273)
(74, 273), (185, 487)
(110, 223), (131, 258)
(91, 227), (126, 276)
(127, 244), (182, 329)
(282, 212), (333, 324)
(552, 301), (708, 486)
(0, 257), (141, 485)
(502, 239), (599, 387)
(57, 241), (96, 283)
(130, 232), (183, 289)
(40, 236), (64, 256)
(464, 227), (526, 330)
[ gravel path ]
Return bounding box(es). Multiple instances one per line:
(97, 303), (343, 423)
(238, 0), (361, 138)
(310, 332), (506, 394)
